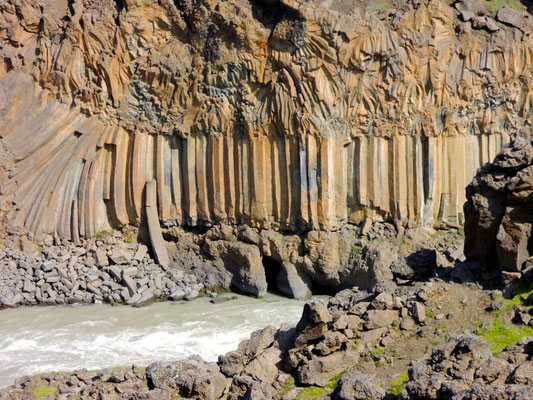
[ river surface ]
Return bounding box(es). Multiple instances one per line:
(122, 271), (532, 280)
(0, 293), (321, 388)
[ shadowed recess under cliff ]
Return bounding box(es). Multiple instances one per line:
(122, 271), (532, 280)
(0, 0), (532, 239)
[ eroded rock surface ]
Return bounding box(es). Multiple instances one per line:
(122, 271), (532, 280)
(465, 137), (533, 285)
(405, 335), (533, 400)
(0, 0), (532, 244)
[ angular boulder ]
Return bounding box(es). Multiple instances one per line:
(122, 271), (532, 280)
(146, 356), (229, 400)
(204, 240), (267, 297)
(331, 370), (385, 400)
(464, 138), (533, 276)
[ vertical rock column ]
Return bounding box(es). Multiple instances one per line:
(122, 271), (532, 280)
(145, 180), (169, 269)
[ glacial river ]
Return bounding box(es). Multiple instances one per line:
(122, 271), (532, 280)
(0, 293), (320, 388)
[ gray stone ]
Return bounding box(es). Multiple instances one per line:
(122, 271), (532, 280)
(497, 7), (525, 29)
(107, 265), (122, 281)
(484, 17), (499, 32)
(243, 380), (272, 400)
(170, 289), (186, 301)
(185, 289), (199, 301)
(332, 370), (385, 400)
(409, 301), (426, 323)
(146, 356), (228, 399)
(109, 248), (133, 265)
(122, 274), (137, 296)
(371, 292), (394, 310)
(276, 261), (312, 301)
(86, 283), (101, 295)
(359, 327), (387, 343)
(95, 248), (108, 267)
(134, 244), (148, 262)
(365, 310), (399, 329)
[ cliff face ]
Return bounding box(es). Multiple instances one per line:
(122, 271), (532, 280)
(0, 0), (532, 240)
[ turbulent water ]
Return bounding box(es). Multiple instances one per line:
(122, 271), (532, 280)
(0, 293), (318, 388)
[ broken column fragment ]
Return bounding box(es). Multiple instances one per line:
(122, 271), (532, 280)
(145, 180), (170, 269)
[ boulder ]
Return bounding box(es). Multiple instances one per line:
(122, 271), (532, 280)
(297, 350), (358, 387)
(134, 244), (148, 262)
(145, 356), (228, 399)
(95, 248), (109, 267)
(497, 7), (526, 29)
(409, 301), (426, 323)
(205, 241), (267, 297)
(351, 243), (397, 291)
(109, 248), (132, 265)
(242, 346), (281, 382)
(315, 331), (347, 355)
(242, 381), (272, 400)
(371, 292), (394, 310)
(331, 370), (385, 400)
(276, 261), (312, 300)
(294, 300), (332, 347)
(365, 310), (399, 329)
(404, 335), (533, 400)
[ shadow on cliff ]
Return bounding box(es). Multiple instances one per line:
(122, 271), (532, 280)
(520, 0), (533, 14)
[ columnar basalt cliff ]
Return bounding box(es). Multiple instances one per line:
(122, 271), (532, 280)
(0, 0), (532, 240)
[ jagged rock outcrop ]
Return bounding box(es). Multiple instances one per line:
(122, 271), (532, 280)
(405, 335), (533, 400)
(0, 0), (532, 243)
(465, 137), (533, 282)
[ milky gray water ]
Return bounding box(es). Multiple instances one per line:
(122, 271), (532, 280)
(0, 293), (319, 388)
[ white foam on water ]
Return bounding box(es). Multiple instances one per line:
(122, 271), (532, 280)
(0, 293), (321, 388)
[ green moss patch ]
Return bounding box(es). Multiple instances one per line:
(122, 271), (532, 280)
(365, 1), (391, 13)
(478, 318), (533, 354)
(326, 369), (347, 390)
(480, 0), (521, 15)
(31, 385), (58, 399)
(477, 281), (533, 354)
(297, 386), (325, 399)
(387, 371), (409, 397)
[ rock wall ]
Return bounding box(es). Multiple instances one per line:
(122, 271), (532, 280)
(1, 0), (532, 239)
(465, 137), (533, 282)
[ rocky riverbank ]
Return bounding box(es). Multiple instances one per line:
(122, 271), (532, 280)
(1, 272), (531, 399)
(0, 231), (223, 309)
(0, 216), (467, 309)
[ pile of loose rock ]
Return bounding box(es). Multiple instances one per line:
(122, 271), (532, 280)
(0, 233), (210, 309)
(6, 366), (148, 400)
(453, 1), (533, 33)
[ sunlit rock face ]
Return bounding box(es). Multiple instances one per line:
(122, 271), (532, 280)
(0, 0), (532, 239)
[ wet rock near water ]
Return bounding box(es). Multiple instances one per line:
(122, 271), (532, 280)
(0, 273), (526, 400)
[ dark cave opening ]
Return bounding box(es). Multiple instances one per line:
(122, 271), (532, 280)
(263, 256), (283, 295)
(248, 0), (285, 29)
